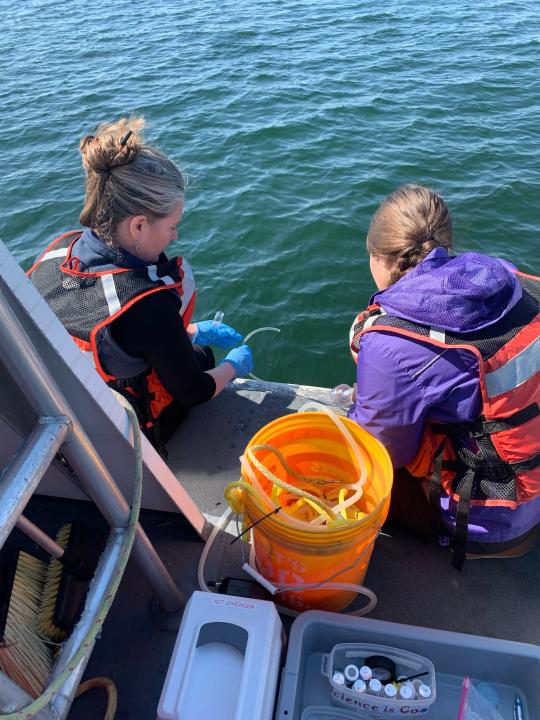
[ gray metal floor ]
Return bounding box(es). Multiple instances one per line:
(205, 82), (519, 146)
(26, 496), (539, 719)
(19, 381), (540, 718)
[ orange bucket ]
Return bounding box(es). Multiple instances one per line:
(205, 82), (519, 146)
(230, 411), (393, 612)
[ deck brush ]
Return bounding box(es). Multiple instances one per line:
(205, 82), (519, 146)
(0, 549), (53, 697)
(37, 521), (106, 641)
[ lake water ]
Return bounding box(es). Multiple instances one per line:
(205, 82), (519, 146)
(1, 0), (539, 387)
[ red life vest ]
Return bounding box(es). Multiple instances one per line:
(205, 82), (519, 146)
(28, 231), (196, 439)
(350, 270), (540, 568)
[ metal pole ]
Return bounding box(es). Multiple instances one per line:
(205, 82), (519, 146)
(0, 418), (69, 549)
(60, 437), (183, 611)
(45, 531), (125, 718)
(15, 515), (66, 559)
(46, 657), (86, 720)
(0, 286), (182, 611)
(0, 673), (54, 719)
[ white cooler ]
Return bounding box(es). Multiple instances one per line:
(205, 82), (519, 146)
(157, 591), (284, 720)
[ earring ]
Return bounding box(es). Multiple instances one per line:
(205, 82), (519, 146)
(135, 242), (140, 252)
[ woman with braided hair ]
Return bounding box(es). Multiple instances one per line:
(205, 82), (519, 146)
(29, 117), (254, 453)
(348, 184), (540, 566)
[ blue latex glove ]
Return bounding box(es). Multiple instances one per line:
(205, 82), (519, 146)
(220, 345), (254, 377)
(192, 320), (243, 348)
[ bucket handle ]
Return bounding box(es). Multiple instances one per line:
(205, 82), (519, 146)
(297, 401), (368, 521)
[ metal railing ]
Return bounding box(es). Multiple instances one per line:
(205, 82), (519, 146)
(0, 271), (183, 717)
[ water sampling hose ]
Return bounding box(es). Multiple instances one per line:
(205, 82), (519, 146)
(197, 505), (377, 617)
(198, 400), (379, 617)
(242, 326), (281, 382)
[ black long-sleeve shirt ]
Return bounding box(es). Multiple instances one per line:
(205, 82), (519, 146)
(110, 290), (216, 407)
(65, 229), (215, 409)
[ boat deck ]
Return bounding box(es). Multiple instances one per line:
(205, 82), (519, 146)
(22, 381), (540, 719)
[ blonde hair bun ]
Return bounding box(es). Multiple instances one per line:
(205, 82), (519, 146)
(78, 116), (184, 246)
(79, 116), (144, 175)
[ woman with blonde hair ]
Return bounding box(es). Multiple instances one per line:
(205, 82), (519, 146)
(29, 117), (253, 453)
(349, 184), (540, 567)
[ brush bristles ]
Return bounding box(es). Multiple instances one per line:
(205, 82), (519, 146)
(37, 524), (71, 642)
(0, 552), (53, 698)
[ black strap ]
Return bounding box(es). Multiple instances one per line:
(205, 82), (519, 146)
(511, 451), (540, 474)
(482, 403), (539, 433)
(452, 468), (475, 571)
(428, 438), (447, 509)
(432, 403), (539, 439)
(443, 448), (540, 478)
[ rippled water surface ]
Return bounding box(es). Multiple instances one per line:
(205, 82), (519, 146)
(1, 0), (539, 386)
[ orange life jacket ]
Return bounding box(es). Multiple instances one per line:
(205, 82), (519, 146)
(350, 271), (540, 568)
(28, 231), (196, 441)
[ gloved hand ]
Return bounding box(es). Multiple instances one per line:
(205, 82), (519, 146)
(192, 320), (243, 348)
(219, 345), (254, 378)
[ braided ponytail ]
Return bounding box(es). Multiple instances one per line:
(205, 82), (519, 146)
(79, 116), (185, 246)
(367, 185), (453, 285)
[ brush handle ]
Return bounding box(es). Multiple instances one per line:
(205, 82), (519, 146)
(17, 514), (64, 558)
(16, 515), (87, 577)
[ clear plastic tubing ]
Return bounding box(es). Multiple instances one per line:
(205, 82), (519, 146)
(242, 326), (281, 382)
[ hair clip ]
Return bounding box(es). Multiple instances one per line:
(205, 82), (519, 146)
(119, 130), (133, 147)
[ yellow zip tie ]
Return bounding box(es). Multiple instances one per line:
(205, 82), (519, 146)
(271, 484), (282, 503)
(338, 488), (348, 519)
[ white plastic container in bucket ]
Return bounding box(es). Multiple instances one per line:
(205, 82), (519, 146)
(321, 643), (436, 718)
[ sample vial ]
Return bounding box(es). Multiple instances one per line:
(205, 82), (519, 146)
(368, 678), (383, 696)
(352, 679), (367, 694)
(212, 310), (224, 327)
(330, 384), (354, 406)
(416, 683), (432, 700)
(359, 665), (372, 682)
(383, 683), (397, 699)
(344, 664), (359, 683)
(332, 671), (346, 686)
(398, 683), (414, 701)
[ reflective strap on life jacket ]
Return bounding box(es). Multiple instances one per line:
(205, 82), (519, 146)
(178, 260), (195, 317)
(363, 308), (386, 329)
(40, 247), (69, 262)
(485, 335), (540, 398)
(100, 274), (122, 316)
(147, 264), (175, 286)
(429, 327), (446, 342)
